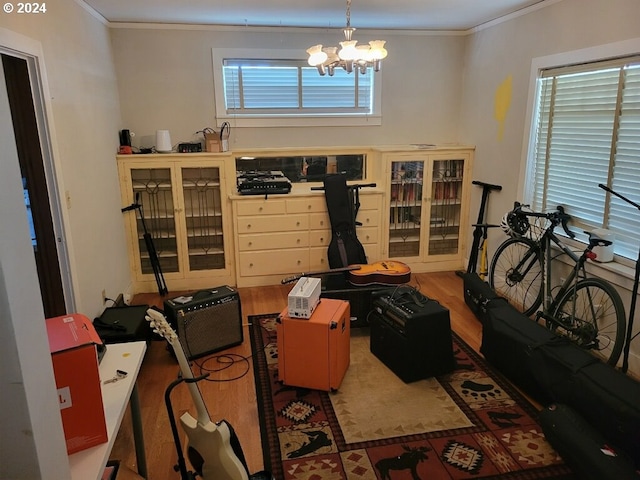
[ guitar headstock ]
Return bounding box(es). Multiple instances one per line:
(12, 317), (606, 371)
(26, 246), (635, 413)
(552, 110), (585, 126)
(145, 308), (178, 343)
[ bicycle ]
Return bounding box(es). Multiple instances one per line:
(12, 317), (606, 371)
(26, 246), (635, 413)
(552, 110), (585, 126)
(488, 202), (626, 366)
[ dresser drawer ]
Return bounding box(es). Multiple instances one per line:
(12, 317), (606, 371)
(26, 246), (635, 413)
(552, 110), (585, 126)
(235, 199), (286, 216)
(309, 230), (331, 247)
(286, 197), (326, 213)
(236, 214), (309, 234)
(356, 209), (379, 228)
(239, 250), (309, 277)
(357, 226), (378, 245)
(310, 247), (330, 271)
(238, 232), (309, 251)
(309, 212), (330, 230)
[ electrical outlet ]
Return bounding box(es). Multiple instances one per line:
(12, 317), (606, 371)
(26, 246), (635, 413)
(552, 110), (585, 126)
(102, 289), (107, 304)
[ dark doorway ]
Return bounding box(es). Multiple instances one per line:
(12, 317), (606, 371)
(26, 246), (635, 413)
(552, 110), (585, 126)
(2, 54), (66, 318)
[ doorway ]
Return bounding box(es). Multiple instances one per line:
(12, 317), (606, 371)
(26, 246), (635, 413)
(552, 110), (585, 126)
(2, 53), (70, 318)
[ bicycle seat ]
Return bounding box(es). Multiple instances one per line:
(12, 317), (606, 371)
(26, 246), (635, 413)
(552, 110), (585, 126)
(586, 231), (612, 247)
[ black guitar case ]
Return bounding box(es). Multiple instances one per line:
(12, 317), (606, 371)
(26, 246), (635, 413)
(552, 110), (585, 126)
(539, 403), (640, 479)
(323, 174), (367, 268)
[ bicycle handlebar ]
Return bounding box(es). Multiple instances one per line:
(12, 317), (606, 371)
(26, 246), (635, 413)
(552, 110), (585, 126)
(512, 202), (575, 239)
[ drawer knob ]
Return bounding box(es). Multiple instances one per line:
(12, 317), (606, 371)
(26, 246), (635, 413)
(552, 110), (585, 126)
(259, 206), (263, 212)
(248, 241), (253, 246)
(308, 205), (312, 210)
(247, 224), (251, 229)
(320, 220), (324, 226)
(249, 263), (254, 268)
(320, 237), (324, 242)
(297, 238), (301, 244)
(296, 221), (300, 226)
(297, 260), (301, 265)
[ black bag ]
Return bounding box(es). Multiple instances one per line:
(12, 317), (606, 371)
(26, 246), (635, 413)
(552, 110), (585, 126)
(323, 174), (367, 268)
(462, 272), (507, 323)
(93, 305), (151, 344)
(539, 403), (640, 479)
(531, 343), (640, 468)
(480, 302), (557, 402)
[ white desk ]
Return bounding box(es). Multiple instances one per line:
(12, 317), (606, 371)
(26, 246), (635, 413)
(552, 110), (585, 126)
(69, 341), (147, 480)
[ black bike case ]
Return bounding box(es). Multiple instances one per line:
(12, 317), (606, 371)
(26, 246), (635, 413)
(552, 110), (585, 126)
(480, 302), (556, 402)
(482, 300), (640, 468)
(462, 272), (507, 323)
(539, 403), (640, 479)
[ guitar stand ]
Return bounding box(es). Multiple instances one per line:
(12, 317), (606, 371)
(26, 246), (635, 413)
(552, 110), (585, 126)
(457, 180), (502, 277)
(164, 373), (276, 480)
(165, 374), (209, 480)
(311, 181), (377, 226)
(122, 192), (169, 296)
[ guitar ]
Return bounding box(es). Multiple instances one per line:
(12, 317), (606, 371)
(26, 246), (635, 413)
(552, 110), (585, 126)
(281, 260), (411, 286)
(145, 309), (249, 480)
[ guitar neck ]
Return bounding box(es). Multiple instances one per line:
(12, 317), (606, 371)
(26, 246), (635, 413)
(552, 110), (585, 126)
(169, 337), (212, 427)
(281, 265), (361, 284)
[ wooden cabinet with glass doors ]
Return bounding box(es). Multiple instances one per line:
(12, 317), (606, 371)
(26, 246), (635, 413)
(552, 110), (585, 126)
(117, 154), (235, 293)
(381, 147), (473, 272)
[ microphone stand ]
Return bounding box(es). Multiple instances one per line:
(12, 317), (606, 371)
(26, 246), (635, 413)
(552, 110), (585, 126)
(598, 183), (640, 373)
(122, 193), (169, 296)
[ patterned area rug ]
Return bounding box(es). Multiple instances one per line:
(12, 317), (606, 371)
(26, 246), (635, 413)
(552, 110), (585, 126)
(249, 313), (574, 480)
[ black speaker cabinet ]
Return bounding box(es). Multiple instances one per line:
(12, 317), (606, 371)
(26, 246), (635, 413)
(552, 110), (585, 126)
(370, 299), (454, 383)
(163, 286), (243, 360)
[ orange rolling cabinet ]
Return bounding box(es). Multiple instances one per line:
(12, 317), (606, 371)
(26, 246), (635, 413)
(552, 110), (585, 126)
(277, 298), (350, 391)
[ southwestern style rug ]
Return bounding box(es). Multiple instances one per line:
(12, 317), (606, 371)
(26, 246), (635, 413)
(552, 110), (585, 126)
(249, 313), (574, 480)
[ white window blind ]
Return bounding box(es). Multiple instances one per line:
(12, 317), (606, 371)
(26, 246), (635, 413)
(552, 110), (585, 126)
(222, 59), (373, 116)
(532, 57), (640, 260)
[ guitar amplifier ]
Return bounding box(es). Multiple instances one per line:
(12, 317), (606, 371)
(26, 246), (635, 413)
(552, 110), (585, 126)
(288, 277), (321, 318)
(163, 286), (243, 360)
(370, 286), (454, 382)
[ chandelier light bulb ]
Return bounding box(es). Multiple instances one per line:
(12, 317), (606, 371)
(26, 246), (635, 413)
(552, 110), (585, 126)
(368, 40), (388, 60)
(339, 40), (359, 61)
(306, 45), (328, 66)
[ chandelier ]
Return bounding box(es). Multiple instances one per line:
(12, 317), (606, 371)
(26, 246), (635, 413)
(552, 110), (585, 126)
(306, 0), (388, 76)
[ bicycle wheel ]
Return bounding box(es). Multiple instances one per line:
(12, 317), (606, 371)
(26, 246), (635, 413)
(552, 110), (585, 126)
(552, 278), (626, 366)
(489, 237), (543, 316)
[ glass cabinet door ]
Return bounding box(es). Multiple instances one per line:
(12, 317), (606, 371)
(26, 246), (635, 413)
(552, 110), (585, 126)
(129, 168), (179, 274)
(428, 159), (465, 256)
(388, 161), (424, 257)
(180, 167), (226, 271)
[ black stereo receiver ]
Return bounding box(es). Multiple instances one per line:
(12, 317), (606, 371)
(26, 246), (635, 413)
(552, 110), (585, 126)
(177, 142), (202, 153)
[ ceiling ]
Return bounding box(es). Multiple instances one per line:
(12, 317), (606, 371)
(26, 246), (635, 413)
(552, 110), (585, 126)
(81, 0), (548, 31)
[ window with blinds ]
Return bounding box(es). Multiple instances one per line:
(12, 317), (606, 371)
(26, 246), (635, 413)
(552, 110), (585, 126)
(222, 59), (374, 116)
(531, 56), (640, 261)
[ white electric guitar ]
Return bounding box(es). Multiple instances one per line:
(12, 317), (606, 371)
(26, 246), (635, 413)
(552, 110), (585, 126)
(145, 309), (249, 480)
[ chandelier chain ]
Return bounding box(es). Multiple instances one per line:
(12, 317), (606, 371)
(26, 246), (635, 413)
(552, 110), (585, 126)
(346, 0), (351, 28)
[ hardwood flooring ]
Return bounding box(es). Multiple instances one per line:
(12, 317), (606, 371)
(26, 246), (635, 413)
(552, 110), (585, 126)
(108, 271), (488, 479)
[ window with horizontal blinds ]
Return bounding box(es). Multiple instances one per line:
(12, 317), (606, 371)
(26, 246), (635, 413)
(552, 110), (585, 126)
(222, 58), (374, 115)
(531, 57), (640, 260)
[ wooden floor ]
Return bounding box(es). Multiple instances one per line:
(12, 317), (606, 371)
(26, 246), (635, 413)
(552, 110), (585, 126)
(109, 271), (487, 479)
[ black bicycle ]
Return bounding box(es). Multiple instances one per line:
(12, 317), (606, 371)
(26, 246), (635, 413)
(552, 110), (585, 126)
(489, 202), (626, 365)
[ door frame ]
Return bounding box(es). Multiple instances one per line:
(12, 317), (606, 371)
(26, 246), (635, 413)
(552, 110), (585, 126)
(0, 28), (76, 313)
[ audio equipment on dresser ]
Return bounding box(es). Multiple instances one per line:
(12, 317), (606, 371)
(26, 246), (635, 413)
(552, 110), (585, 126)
(236, 170), (292, 195)
(163, 286), (243, 360)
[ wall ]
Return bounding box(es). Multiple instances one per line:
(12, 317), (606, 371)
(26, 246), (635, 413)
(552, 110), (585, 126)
(110, 27), (466, 149)
(0, 1), (130, 319)
(460, 0), (640, 372)
(0, 0), (127, 476)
